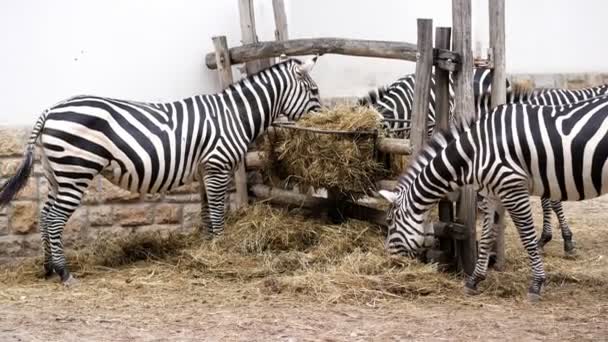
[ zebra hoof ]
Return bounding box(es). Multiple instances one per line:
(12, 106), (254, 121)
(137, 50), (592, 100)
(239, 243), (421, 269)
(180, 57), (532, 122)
(564, 248), (577, 259)
(564, 240), (576, 259)
(463, 277), (481, 296)
(527, 292), (541, 303)
(463, 284), (480, 296)
(62, 274), (78, 287)
(206, 230), (224, 240)
(537, 233), (552, 250)
(43, 265), (55, 280)
(527, 278), (545, 302)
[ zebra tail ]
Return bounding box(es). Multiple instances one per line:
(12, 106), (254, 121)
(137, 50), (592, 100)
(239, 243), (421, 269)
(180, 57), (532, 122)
(0, 111), (47, 208)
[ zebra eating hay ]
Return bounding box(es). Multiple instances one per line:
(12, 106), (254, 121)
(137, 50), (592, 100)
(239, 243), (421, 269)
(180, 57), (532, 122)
(0, 56), (322, 285)
(361, 69), (608, 256)
(378, 91), (608, 301)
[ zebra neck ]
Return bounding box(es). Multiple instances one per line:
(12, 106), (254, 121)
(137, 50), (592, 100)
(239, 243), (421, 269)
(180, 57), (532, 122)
(215, 74), (282, 143)
(408, 138), (472, 216)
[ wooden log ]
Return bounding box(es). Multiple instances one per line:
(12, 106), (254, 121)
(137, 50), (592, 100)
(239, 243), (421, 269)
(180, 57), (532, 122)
(245, 151), (265, 169)
(206, 38), (415, 69)
(434, 27), (456, 266)
(410, 19), (434, 153)
(238, 0), (271, 73)
(250, 184), (387, 227)
(377, 137), (413, 155)
(250, 184), (327, 208)
(433, 221), (467, 240)
(212, 36), (248, 210)
(434, 27), (452, 133)
(452, 0), (477, 276)
(205, 38), (461, 70)
(376, 179), (397, 191)
(489, 0), (507, 271)
(272, 0), (289, 41)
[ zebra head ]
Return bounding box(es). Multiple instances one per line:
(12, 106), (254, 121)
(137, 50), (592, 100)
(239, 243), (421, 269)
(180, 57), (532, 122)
(378, 189), (433, 258)
(280, 56), (322, 120)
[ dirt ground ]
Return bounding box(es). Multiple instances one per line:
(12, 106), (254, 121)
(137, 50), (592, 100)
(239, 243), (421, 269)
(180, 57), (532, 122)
(1, 197), (608, 341)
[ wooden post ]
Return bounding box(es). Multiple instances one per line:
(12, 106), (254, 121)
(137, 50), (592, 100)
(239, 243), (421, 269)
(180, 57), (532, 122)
(410, 18), (434, 152)
(272, 0), (289, 41)
(238, 0), (271, 73)
(489, 0), (507, 271)
(432, 26), (455, 268)
(452, 0), (477, 276)
(211, 36), (248, 210)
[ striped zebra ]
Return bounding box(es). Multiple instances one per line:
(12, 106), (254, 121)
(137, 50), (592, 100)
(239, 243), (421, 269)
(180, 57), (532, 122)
(361, 70), (608, 256)
(357, 68), (500, 137)
(378, 89), (608, 300)
(0, 56), (322, 285)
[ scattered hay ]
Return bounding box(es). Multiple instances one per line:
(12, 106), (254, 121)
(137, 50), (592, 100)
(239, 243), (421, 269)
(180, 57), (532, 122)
(261, 105), (390, 196)
(2, 231), (193, 282)
(3, 202), (607, 305)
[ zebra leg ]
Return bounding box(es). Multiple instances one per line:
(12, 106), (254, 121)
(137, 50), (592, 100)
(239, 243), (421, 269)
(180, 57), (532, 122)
(537, 197), (553, 251)
(465, 198), (496, 295)
(502, 190), (546, 301)
(203, 168), (231, 237)
(39, 196), (56, 278)
(46, 178), (92, 285)
(197, 165), (211, 232)
(551, 200), (575, 257)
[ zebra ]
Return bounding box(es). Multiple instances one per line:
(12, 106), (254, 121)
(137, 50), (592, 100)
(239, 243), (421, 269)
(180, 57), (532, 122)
(378, 89), (608, 300)
(357, 68), (500, 138)
(361, 70), (608, 256)
(0, 56), (322, 285)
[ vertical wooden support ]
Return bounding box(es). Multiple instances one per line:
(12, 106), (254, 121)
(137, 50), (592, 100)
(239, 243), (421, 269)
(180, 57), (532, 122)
(452, 0), (477, 276)
(433, 27), (455, 268)
(489, 0), (507, 271)
(434, 27), (452, 134)
(238, 0), (271, 73)
(410, 18), (434, 152)
(272, 0), (289, 41)
(212, 36), (248, 210)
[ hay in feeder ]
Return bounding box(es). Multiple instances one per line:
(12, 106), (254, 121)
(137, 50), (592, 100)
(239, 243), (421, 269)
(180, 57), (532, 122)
(261, 104), (390, 196)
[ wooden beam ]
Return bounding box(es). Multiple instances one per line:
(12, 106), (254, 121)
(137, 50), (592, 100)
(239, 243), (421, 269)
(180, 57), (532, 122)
(434, 26), (456, 263)
(212, 36), (248, 210)
(272, 0), (289, 41)
(238, 0), (271, 73)
(206, 38), (417, 69)
(489, 0), (507, 271)
(434, 27), (452, 133)
(452, 0), (477, 276)
(250, 184), (387, 227)
(410, 18), (434, 153)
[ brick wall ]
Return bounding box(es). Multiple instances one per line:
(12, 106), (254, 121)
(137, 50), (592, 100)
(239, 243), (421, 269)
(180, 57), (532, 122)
(0, 127), (236, 258)
(1, 72), (607, 257)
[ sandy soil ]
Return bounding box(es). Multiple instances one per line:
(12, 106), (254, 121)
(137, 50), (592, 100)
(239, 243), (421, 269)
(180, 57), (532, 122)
(1, 197), (607, 341)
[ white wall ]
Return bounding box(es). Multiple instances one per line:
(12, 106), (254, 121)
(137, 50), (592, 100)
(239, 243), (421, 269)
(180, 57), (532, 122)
(1, 0), (608, 126)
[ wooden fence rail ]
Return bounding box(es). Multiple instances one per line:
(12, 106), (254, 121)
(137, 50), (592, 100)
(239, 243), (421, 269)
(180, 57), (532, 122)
(205, 37), (460, 71)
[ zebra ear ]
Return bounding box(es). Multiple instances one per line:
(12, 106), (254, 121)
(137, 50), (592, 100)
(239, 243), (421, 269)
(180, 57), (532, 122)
(297, 55), (319, 74)
(379, 190), (398, 203)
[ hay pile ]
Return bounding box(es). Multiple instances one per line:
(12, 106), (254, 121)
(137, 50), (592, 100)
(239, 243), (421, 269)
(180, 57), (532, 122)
(261, 105), (389, 196)
(4, 203), (606, 305)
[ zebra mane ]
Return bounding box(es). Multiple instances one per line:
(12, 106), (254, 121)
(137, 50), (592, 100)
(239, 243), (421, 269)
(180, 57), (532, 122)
(225, 58), (303, 93)
(508, 80), (536, 103)
(357, 84), (390, 106)
(394, 125), (462, 193)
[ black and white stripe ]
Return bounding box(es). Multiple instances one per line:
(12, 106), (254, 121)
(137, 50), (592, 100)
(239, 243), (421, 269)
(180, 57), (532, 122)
(357, 68), (501, 137)
(0, 57), (321, 284)
(363, 70), (608, 255)
(379, 92), (608, 299)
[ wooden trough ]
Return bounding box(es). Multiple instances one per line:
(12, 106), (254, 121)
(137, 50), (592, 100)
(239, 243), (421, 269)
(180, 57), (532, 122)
(204, 0), (507, 275)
